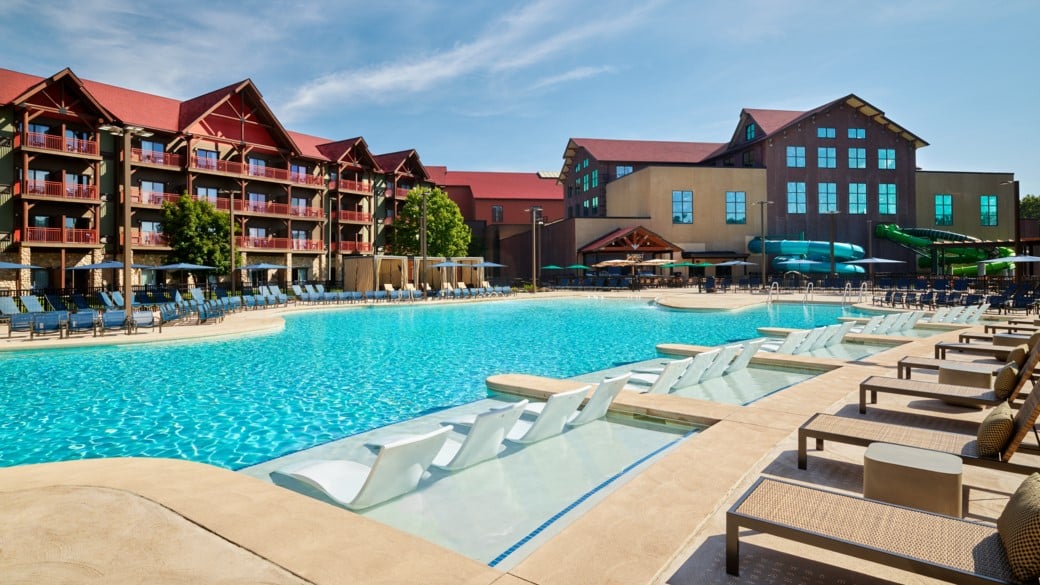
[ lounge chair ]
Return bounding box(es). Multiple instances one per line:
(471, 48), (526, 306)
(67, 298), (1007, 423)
(271, 426), (452, 510)
(935, 331), (1040, 359)
(69, 293), (91, 311)
(896, 354), (1011, 379)
(96, 291), (116, 310)
(502, 386), (589, 444)
(0, 296), (22, 321)
(65, 310), (97, 336)
(19, 295), (46, 313)
(525, 374), (631, 426)
(632, 350), (720, 390)
(130, 310), (161, 333)
(31, 311), (67, 339)
(798, 381), (1040, 475)
(292, 284), (317, 303)
(430, 401), (527, 471)
(95, 310), (128, 336)
(726, 475), (1025, 583)
(700, 344), (741, 380)
(760, 328), (811, 354)
(44, 294), (68, 312)
(726, 339), (765, 372)
(7, 312), (33, 337)
(628, 356), (692, 394)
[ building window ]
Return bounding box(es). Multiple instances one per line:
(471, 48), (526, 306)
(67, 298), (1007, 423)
(583, 158), (589, 169)
(615, 165), (633, 178)
(848, 147), (866, 169)
(745, 123), (756, 141)
(248, 157), (266, 175)
(980, 194), (998, 226)
(878, 184), (897, 215)
(196, 148), (218, 170)
(786, 146), (805, 168)
(140, 180), (165, 205)
(725, 191), (746, 224)
(247, 192), (267, 212)
(140, 140), (164, 163)
(848, 183), (867, 214)
(591, 169), (599, 188)
(742, 151), (754, 167)
(582, 200), (590, 217)
(591, 196), (600, 215)
(248, 227), (267, 238)
(141, 220), (162, 234)
(290, 163), (308, 181)
(491, 205), (503, 223)
(818, 147), (837, 168)
(196, 186), (218, 205)
(27, 123), (48, 147)
(817, 127), (835, 139)
(582, 174), (589, 192)
(934, 194), (953, 226)
(818, 183), (837, 212)
(672, 190), (693, 224)
(848, 128), (866, 139)
(786, 182), (806, 214)
(292, 229), (308, 242)
(878, 148), (896, 169)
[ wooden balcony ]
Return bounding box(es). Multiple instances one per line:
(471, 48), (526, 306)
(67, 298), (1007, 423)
(236, 236), (325, 251)
(332, 241), (372, 253)
(18, 180), (99, 202)
(20, 226), (98, 245)
(130, 231), (169, 247)
(16, 131), (100, 157)
(232, 199), (324, 219)
(190, 156), (325, 188)
(337, 210), (372, 223)
(334, 179), (374, 194)
(131, 148), (183, 168)
(131, 188), (182, 207)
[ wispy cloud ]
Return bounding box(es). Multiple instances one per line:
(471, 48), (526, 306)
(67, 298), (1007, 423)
(530, 66), (615, 91)
(279, 0), (661, 119)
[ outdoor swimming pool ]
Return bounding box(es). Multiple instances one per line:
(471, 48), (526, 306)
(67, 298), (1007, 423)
(0, 298), (867, 468)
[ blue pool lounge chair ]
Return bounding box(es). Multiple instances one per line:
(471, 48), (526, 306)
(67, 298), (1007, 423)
(31, 311), (67, 339)
(7, 312), (33, 337)
(44, 294), (68, 311)
(130, 310), (161, 333)
(272, 426), (452, 510)
(0, 296), (21, 320)
(96, 310), (128, 336)
(19, 295), (46, 313)
(430, 401), (528, 471)
(65, 310), (97, 336)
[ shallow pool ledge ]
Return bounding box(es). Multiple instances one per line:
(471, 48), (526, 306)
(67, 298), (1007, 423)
(0, 458), (501, 585)
(486, 373), (736, 426)
(655, 343), (847, 372)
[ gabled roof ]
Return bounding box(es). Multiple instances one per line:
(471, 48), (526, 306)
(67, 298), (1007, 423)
(742, 108), (805, 135)
(374, 149), (429, 181)
(81, 78), (180, 130)
(315, 136), (380, 170)
(179, 79), (302, 154)
(560, 138), (726, 182)
(435, 170), (560, 201)
(2, 67), (118, 126)
(579, 225), (682, 254)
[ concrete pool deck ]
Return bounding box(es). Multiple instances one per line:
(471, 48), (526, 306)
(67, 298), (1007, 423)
(0, 289), (1034, 584)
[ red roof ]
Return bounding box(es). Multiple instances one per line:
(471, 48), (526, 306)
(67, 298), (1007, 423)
(569, 138), (725, 164)
(436, 170), (560, 201)
(742, 108), (805, 134)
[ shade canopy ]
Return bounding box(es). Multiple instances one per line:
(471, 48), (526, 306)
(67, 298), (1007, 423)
(541, 264), (563, 270)
(470, 261), (507, 268)
(565, 264), (592, 270)
(154, 262), (215, 271)
(593, 259), (635, 268)
(430, 260), (466, 268)
(841, 257), (906, 265)
(776, 258), (823, 266)
(70, 260), (154, 270)
(238, 263), (288, 270)
(0, 261), (41, 270)
(981, 255), (1040, 264)
(691, 262), (715, 268)
(715, 260), (757, 267)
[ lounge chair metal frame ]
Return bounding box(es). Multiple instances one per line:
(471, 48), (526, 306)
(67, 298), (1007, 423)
(726, 477), (1016, 584)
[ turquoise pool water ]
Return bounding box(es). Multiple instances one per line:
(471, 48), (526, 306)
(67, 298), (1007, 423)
(0, 299), (865, 468)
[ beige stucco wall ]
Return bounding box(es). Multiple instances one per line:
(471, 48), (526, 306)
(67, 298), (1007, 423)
(596, 166), (768, 256)
(914, 171), (1016, 241)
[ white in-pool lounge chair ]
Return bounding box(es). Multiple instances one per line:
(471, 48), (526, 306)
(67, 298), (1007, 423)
(525, 374), (631, 426)
(271, 425), (452, 510)
(505, 386), (589, 443)
(628, 356), (692, 394)
(725, 339), (765, 374)
(632, 349), (720, 389)
(431, 400), (527, 471)
(849, 315), (882, 335)
(760, 328), (811, 354)
(700, 344), (742, 380)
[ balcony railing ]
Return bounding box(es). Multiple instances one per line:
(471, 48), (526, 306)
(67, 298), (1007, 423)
(131, 188), (182, 206)
(132, 148), (183, 167)
(236, 236), (324, 251)
(337, 210), (372, 222)
(231, 199), (324, 218)
(290, 172), (326, 187)
(21, 180), (99, 201)
(332, 241), (372, 252)
(131, 232), (169, 246)
(191, 156), (324, 188)
(22, 227), (98, 244)
(18, 132), (99, 156)
(335, 179), (374, 194)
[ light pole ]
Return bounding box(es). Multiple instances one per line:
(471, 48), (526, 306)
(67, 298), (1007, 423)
(755, 200), (773, 289)
(525, 206), (542, 292)
(217, 188), (238, 293)
(824, 210), (840, 276)
(101, 124), (153, 309)
(420, 188), (428, 295)
(866, 219), (874, 282)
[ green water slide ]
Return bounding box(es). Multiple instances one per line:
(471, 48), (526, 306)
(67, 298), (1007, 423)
(874, 224), (1014, 275)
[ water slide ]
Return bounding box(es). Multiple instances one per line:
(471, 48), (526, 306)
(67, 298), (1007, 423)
(747, 237), (866, 274)
(874, 224), (1014, 276)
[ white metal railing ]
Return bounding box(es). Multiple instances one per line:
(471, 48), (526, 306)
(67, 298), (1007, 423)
(803, 281), (814, 303)
(767, 281), (780, 304)
(841, 282), (853, 306)
(859, 281), (869, 304)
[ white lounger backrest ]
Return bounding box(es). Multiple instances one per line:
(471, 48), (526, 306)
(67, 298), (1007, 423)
(570, 374), (630, 426)
(791, 327), (826, 354)
(701, 345), (740, 380)
(644, 357), (693, 394)
(825, 321), (855, 347)
(854, 315), (883, 335)
(767, 329), (810, 354)
(435, 401), (527, 471)
(805, 324), (838, 351)
(674, 349), (721, 387)
(507, 386), (589, 443)
(726, 339), (764, 374)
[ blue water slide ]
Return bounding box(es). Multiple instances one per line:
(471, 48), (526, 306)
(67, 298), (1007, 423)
(748, 237), (866, 274)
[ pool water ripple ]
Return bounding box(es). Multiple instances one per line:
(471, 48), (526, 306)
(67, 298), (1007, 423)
(0, 298), (863, 469)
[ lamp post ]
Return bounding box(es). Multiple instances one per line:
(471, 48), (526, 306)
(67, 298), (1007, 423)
(755, 200), (773, 289)
(866, 219), (874, 282)
(824, 210), (840, 276)
(217, 188), (238, 293)
(101, 124), (153, 309)
(525, 206), (542, 292)
(420, 188), (428, 295)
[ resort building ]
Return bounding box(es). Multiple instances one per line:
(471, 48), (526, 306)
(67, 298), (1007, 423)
(547, 94), (1018, 278)
(0, 66), (432, 293)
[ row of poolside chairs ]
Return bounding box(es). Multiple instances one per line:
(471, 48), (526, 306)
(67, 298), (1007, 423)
(273, 374), (631, 510)
(6, 308), (161, 339)
(873, 289), (987, 310)
(729, 312), (1040, 583)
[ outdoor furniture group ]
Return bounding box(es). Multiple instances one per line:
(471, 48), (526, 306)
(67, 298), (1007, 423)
(727, 314), (1040, 584)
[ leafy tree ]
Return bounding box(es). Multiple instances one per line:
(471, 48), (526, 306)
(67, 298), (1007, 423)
(1020, 194), (1040, 220)
(393, 188), (471, 257)
(161, 193), (234, 274)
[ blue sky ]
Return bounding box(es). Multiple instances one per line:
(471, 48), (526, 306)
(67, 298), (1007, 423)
(3, 0), (1037, 196)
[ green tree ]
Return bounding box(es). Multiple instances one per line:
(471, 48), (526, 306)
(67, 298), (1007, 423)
(393, 188), (471, 257)
(1020, 194), (1040, 220)
(161, 194), (234, 274)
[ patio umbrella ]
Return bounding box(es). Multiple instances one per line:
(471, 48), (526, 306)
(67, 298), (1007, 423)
(0, 261), (40, 269)
(541, 264), (563, 270)
(565, 264), (591, 270)
(981, 255), (1040, 263)
(154, 262), (215, 271)
(430, 261), (466, 268)
(715, 260), (757, 267)
(70, 260), (155, 270)
(238, 263), (288, 270)
(691, 262), (714, 268)
(841, 257), (906, 265)
(471, 261), (507, 268)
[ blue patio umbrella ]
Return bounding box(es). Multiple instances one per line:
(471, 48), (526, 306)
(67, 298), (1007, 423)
(472, 261), (507, 268)
(70, 260), (155, 270)
(154, 262), (215, 271)
(430, 261), (466, 268)
(238, 263), (288, 270)
(0, 261), (40, 269)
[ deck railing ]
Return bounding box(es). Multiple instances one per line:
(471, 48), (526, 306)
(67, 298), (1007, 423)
(22, 227), (97, 244)
(19, 132), (99, 156)
(22, 180), (99, 201)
